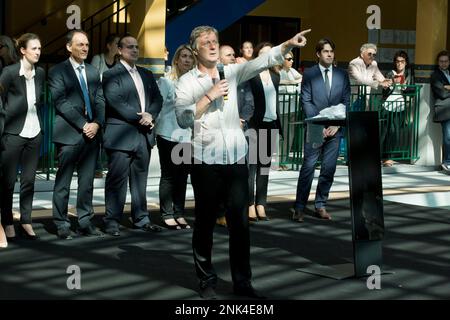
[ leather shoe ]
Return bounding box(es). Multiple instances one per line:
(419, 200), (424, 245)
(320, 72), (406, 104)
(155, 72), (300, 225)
(57, 228), (73, 240)
(291, 208), (304, 223)
(233, 283), (266, 299)
(199, 286), (217, 300)
(18, 225), (39, 240)
(78, 225), (103, 236)
(315, 207), (332, 220)
(134, 223), (163, 233)
(106, 229), (120, 237)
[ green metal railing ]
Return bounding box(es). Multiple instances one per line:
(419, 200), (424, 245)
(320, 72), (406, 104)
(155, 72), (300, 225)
(277, 84), (423, 170)
(35, 84), (422, 179)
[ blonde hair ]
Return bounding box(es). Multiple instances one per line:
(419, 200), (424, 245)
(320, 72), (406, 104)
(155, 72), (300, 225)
(167, 44), (196, 80)
(189, 26), (218, 51)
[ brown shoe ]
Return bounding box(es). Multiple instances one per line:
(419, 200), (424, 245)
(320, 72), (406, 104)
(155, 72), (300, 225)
(315, 207), (331, 220)
(291, 208), (304, 223)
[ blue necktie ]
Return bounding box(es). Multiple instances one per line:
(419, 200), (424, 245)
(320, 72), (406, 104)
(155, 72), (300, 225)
(324, 68), (331, 97)
(77, 65), (93, 121)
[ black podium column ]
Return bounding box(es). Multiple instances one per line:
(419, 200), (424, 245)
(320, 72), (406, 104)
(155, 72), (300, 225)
(297, 111), (385, 279)
(347, 111), (384, 277)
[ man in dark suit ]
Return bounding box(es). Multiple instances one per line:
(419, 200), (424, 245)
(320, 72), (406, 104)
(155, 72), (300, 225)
(292, 38), (350, 222)
(430, 50), (450, 173)
(102, 35), (163, 236)
(48, 30), (105, 239)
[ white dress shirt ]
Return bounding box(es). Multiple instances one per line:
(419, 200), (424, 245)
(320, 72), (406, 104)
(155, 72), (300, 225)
(19, 60), (40, 138)
(121, 60), (146, 113)
(441, 69), (450, 83)
(155, 76), (191, 142)
(175, 44), (284, 164)
(69, 57), (89, 91)
(262, 75), (277, 122)
(319, 63), (333, 88)
(348, 56), (385, 94)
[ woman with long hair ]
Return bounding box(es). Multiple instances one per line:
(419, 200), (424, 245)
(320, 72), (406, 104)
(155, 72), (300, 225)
(155, 44), (196, 229)
(0, 33), (45, 241)
(90, 33), (120, 79)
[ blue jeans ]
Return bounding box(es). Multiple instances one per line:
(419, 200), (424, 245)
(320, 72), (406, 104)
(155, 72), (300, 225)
(294, 135), (341, 210)
(442, 120), (450, 165)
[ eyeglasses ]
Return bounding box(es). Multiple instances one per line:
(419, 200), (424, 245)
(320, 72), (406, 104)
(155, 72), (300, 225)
(367, 52), (377, 57)
(200, 40), (218, 48)
(285, 57), (293, 61)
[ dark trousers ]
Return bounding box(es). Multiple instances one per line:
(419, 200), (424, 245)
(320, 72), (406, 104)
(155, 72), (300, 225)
(190, 162), (251, 288)
(0, 133), (42, 225)
(379, 110), (406, 160)
(294, 134), (340, 210)
(248, 121), (278, 206)
(52, 140), (99, 230)
(104, 135), (151, 231)
(156, 136), (190, 220)
(441, 119), (450, 166)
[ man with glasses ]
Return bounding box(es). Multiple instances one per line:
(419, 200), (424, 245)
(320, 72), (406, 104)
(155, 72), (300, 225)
(348, 43), (392, 99)
(102, 35), (163, 236)
(175, 25), (310, 300)
(431, 50), (450, 173)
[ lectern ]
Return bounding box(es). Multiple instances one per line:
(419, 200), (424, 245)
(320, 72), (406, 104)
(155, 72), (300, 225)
(297, 111), (385, 279)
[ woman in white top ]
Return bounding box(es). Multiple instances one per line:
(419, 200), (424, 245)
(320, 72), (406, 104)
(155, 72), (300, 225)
(90, 34), (120, 79)
(247, 42), (282, 222)
(0, 33), (45, 241)
(236, 41), (253, 64)
(278, 51), (302, 169)
(155, 44), (195, 229)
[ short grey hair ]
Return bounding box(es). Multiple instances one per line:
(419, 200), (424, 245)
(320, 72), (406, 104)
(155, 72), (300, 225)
(189, 26), (219, 51)
(360, 43), (377, 54)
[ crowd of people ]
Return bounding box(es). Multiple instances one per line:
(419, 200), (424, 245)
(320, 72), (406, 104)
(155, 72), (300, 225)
(0, 26), (448, 299)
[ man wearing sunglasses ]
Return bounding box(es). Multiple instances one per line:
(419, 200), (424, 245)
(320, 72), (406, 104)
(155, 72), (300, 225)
(348, 43), (392, 95)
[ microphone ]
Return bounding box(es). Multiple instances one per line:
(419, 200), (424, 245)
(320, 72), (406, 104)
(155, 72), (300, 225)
(217, 63), (228, 100)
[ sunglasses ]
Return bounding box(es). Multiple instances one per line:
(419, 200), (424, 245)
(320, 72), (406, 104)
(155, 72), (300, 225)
(285, 57), (293, 61)
(367, 52), (377, 57)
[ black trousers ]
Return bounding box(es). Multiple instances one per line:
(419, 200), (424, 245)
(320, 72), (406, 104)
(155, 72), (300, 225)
(52, 139), (99, 230)
(104, 135), (151, 231)
(190, 162), (251, 288)
(0, 133), (42, 225)
(248, 121), (278, 206)
(156, 136), (190, 220)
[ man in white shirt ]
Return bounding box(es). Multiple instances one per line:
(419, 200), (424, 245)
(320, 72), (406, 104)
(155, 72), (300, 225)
(175, 25), (311, 299)
(348, 43), (392, 110)
(48, 30), (105, 239)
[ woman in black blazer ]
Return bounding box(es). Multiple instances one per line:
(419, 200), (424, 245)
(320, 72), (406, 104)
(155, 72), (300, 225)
(247, 42), (282, 222)
(0, 33), (45, 240)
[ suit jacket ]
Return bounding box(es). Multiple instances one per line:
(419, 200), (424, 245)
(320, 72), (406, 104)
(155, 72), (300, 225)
(248, 70), (282, 132)
(48, 59), (105, 145)
(301, 64), (351, 136)
(102, 62), (163, 151)
(0, 62), (45, 135)
(430, 69), (450, 122)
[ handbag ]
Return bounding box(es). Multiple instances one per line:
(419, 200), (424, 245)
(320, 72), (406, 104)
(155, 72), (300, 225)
(433, 97), (450, 123)
(382, 89), (405, 112)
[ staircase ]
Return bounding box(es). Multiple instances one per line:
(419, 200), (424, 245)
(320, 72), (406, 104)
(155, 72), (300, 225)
(165, 0), (265, 58)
